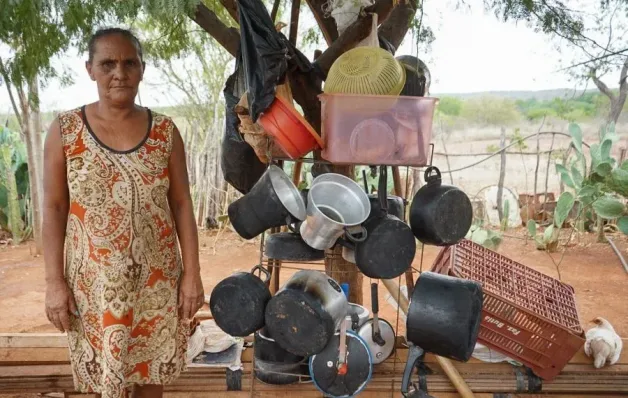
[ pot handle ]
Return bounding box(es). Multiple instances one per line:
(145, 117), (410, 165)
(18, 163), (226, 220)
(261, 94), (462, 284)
(401, 344), (426, 396)
(423, 166), (442, 185)
(345, 226), (368, 243)
(286, 215), (301, 234)
(378, 165), (389, 214)
(250, 264), (271, 284)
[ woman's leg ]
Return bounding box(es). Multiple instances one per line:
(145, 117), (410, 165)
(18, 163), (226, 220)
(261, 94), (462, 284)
(132, 384), (163, 398)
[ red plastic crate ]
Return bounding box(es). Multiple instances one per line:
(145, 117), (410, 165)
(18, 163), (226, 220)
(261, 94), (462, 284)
(430, 239), (585, 380)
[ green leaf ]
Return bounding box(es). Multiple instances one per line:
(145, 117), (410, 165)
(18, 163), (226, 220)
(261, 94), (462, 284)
(592, 196), (626, 219)
(621, 160), (628, 171)
(610, 168), (628, 196)
(590, 143), (601, 167)
(556, 163), (575, 188)
(600, 139), (613, 162)
(527, 219), (537, 237)
(471, 228), (488, 245)
(618, 216), (628, 235)
(595, 162), (613, 177)
(554, 192), (575, 228)
(543, 224), (555, 243)
(569, 123), (583, 153)
(577, 185), (597, 206)
(571, 165), (583, 189)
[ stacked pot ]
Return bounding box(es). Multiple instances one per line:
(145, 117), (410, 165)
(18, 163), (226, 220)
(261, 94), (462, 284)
(210, 163), (479, 396)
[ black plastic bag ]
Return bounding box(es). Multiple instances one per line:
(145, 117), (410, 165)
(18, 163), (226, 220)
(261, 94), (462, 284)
(221, 56), (266, 195)
(237, 0), (312, 122)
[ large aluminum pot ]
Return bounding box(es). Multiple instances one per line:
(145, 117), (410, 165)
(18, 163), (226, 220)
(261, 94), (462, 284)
(265, 270), (349, 357)
(299, 173), (371, 250)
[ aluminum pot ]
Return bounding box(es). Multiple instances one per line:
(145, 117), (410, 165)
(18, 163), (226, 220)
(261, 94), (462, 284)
(228, 165), (306, 240)
(265, 270), (349, 357)
(299, 173), (371, 250)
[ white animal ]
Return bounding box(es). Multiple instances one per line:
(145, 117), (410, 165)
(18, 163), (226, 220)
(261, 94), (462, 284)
(584, 317), (623, 369)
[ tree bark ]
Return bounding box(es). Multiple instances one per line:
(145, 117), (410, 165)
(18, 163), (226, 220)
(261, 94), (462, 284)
(591, 57), (628, 124)
(496, 127), (506, 222)
(28, 77), (44, 213)
(17, 85), (43, 253)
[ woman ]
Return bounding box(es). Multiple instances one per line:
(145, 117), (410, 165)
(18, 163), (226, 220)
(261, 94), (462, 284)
(43, 28), (204, 398)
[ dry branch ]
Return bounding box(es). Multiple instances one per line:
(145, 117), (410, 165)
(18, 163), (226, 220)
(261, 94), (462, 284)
(377, 0), (419, 50)
(192, 3), (240, 57)
(304, 0), (339, 45)
(218, 0), (240, 22)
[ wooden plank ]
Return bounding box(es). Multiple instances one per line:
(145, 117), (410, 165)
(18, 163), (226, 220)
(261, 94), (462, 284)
(0, 333), (67, 348)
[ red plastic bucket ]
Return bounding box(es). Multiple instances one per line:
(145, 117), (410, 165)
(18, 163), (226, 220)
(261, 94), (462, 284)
(258, 96), (324, 159)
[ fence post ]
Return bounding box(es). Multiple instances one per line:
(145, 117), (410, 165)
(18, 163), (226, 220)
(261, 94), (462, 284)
(497, 127), (507, 222)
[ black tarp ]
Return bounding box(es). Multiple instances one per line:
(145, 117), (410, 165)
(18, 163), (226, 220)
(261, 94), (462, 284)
(220, 55), (267, 195)
(237, 0), (312, 122)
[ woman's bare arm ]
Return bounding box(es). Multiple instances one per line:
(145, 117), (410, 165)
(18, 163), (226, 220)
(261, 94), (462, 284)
(167, 123), (203, 319)
(43, 118), (77, 332)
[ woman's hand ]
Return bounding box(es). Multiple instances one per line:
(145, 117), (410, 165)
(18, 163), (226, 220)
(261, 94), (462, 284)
(45, 279), (78, 333)
(179, 271), (205, 320)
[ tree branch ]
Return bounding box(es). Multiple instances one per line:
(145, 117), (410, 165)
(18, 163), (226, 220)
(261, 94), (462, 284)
(378, 0), (419, 50)
(0, 58), (23, 128)
(316, 12), (377, 75)
(619, 54), (628, 90)
(191, 2), (240, 57)
(218, 0), (240, 22)
(590, 68), (616, 101)
(304, 0), (339, 45)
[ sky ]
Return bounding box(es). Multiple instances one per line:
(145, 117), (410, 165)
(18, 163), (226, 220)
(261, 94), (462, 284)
(0, 0), (616, 113)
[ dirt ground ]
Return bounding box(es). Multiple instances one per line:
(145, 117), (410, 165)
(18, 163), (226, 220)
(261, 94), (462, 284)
(1, 228), (627, 337)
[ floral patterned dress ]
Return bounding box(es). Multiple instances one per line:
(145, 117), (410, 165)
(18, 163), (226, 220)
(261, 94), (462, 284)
(59, 107), (189, 397)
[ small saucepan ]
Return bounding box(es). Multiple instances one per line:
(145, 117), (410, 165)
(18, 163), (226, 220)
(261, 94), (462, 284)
(209, 265), (271, 337)
(409, 166), (473, 246)
(338, 166), (416, 279)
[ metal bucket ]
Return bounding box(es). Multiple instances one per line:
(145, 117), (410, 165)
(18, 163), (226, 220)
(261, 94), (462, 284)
(299, 173), (371, 250)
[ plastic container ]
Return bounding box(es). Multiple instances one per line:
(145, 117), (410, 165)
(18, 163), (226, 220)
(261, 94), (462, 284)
(319, 93), (438, 166)
(258, 95), (324, 159)
(430, 239), (585, 381)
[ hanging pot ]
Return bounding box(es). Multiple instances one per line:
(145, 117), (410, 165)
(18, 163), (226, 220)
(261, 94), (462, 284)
(358, 283), (395, 365)
(228, 165), (306, 240)
(338, 166), (416, 279)
(264, 232), (325, 261)
(401, 271), (483, 395)
(409, 166), (473, 246)
(265, 270), (349, 357)
(209, 265), (271, 337)
(309, 316), (373, 397)
(254, 328), (310, 385)
(299, 173), (371, 250)
(368, 194), (405, 220)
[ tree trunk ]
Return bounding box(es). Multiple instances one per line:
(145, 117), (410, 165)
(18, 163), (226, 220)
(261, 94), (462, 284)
(496, 127), (506, 222)
(18, 85), (43, 253)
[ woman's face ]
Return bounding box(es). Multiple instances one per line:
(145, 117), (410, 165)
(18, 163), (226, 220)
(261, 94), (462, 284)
(86, 34), (144, 106)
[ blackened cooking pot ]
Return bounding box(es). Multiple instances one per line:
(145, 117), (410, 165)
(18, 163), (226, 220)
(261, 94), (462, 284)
(409, 166), (473, 246)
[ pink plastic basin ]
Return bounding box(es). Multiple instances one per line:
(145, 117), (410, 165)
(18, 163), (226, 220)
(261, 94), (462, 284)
(319, 94), (438, 166)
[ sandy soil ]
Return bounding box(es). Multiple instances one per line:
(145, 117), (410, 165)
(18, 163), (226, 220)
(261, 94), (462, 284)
(1, 228), (627, 337)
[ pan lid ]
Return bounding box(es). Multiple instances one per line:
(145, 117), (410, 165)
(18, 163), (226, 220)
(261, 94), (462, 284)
(309, 331), (373, 397)
(358, 319), (395, 364)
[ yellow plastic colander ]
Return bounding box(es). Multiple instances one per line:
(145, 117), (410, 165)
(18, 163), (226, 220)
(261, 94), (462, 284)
(324, 46), (406, 96)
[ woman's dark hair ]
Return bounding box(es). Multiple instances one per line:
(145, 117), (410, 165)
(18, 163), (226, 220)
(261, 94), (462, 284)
(87, 28), (143, 62)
